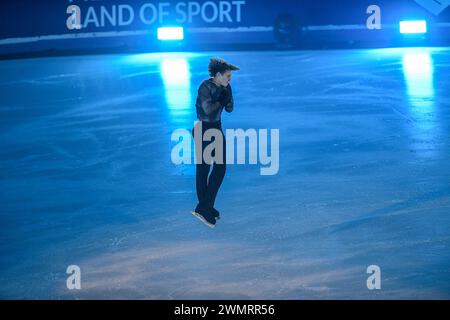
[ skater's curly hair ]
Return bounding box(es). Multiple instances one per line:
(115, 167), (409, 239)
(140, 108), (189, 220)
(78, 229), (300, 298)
(208, 57), (240, 77)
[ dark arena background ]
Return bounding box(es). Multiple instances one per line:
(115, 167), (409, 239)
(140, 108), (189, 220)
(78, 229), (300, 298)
(1, 0), (450, 301)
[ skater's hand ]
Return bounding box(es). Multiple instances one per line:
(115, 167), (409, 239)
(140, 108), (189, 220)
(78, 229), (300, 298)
(218, 86), (231, 106)
(223, 85), (233, 112)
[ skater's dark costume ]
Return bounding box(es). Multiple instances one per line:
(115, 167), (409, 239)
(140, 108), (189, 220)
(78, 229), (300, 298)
(192, 78), (233, 221)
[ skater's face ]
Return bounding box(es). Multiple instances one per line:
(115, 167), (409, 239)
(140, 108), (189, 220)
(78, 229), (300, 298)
(215, 70), (232, 87)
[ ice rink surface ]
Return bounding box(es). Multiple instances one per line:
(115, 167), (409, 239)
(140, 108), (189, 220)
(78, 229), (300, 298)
(0, 48), (449, 299)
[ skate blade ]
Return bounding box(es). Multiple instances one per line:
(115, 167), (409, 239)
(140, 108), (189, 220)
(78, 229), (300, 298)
(191, 211), (216, 228)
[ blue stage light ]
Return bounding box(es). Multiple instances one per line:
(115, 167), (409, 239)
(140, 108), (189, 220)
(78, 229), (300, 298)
(157, 27), (184, 41)
(399, 20), (427, 34)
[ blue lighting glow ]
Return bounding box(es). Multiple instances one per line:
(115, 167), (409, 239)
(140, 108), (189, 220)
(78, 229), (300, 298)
(160, 58), (192, 124)
(401, 48), (438, 159)
(402, 50), (434, 108)
(399, 20), (427, 34)
(157, 27), (184, 41)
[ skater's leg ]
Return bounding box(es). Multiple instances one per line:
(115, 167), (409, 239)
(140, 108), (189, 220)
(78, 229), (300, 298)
(204, 162), (226, 209)
(192, 123), (213, 215)
(196, 162), (210, 206)
(203, 128), (227, 211)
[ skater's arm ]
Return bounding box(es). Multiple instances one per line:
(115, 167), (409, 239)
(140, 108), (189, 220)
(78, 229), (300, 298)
(198, 83), (222, 116)
(224, 84), (233, 113)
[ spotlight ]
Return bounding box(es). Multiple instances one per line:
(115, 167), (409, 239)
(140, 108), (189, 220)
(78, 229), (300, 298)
(399, 20), (427, 34)
(157, 27), (184, 41)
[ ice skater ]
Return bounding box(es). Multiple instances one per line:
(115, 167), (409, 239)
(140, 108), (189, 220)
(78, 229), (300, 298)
(191, 57), (240, 228)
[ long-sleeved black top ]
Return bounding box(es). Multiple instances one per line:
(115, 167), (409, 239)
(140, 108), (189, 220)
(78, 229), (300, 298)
(195, 78), (234, 123)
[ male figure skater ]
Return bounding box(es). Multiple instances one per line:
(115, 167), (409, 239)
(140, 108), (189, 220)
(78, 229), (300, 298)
(191, 57), (240, 228)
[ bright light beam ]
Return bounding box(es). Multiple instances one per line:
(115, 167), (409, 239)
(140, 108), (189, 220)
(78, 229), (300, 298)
(399, 20), (427, 34)
(157, 27), (184, 41)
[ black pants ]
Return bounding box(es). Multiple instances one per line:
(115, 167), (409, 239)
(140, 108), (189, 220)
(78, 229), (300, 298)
(192, 121), (226, 216)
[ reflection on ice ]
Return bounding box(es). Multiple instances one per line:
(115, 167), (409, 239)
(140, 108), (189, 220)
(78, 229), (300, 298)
(401, 49), (440, 159)
(123, 52), (201, 65)
(160, 58), (193, 125)
(402, 51), (435, 108)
